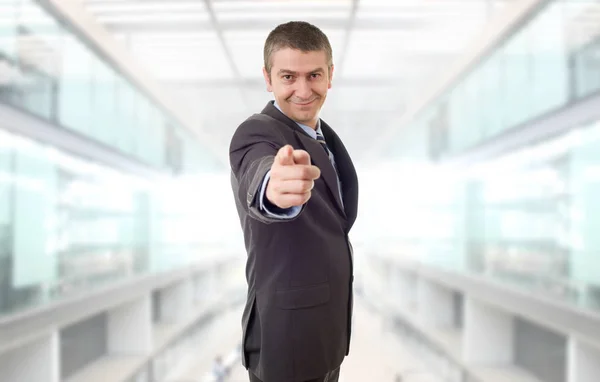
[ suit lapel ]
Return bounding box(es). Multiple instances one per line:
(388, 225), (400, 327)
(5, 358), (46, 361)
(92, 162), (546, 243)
(295, 130), (346, 217)
(262, 102), (346, 218)
(321, 121), (359, 227)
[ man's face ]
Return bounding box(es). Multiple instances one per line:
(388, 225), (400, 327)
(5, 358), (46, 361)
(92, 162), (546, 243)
(263, 48), (333, 129)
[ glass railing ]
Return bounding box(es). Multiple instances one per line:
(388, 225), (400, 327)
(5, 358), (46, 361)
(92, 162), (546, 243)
(0, 0), (215, 173)
(359, 116), (600, 314)
(0, 0), (233, 318)
(0, 127), (243, 318)
(387, 0), (600, 160)
(390, 317), (482, 382)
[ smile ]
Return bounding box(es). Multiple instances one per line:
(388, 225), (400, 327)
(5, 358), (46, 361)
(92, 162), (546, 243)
(292, 99), (316, 106)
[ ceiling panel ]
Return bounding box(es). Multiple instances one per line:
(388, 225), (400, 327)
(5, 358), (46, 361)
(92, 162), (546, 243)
(341, 33), (459, 78)
(85, 1), (207, 14)
(223, 30), (270, 78)
(324, 86), (405, 112)
(129, 31), (234, 80)
(213, 0), (353, 12)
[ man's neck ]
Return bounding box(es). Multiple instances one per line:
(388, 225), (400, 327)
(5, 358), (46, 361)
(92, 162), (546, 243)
(304, 119), (318, 130)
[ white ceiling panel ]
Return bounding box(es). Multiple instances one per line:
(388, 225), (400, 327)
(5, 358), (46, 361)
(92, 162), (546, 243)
(341, 31), (466, 79)
(129, 31), (234, 80)
(213, 0), (353, 12)
(95, 13), (210, 23)
(86, 1), (207, 14)
(224, 30), (270, 78)
(324, 86), (404, 112)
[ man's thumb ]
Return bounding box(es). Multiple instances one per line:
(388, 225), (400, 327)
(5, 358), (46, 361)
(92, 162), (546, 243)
(276, 145), (294, 166)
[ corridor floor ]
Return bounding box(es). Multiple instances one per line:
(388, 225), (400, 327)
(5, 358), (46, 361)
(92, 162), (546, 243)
(166, 298), (442, 382)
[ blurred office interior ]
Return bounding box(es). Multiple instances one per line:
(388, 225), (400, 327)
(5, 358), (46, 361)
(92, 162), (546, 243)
(1, 0), (600, 381)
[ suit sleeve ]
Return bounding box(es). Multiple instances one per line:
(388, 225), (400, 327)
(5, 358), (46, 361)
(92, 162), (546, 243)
(229, 119), (305, 224)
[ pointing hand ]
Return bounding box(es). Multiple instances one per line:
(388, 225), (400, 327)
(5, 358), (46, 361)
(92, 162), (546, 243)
(266, 145), (321, 209)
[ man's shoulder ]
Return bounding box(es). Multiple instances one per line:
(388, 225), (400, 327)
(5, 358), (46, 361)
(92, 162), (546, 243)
(231, 113), (285, 140)
(242, 112), (279, 127)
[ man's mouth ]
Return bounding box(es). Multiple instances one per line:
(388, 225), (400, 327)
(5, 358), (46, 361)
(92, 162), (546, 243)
(292, 98), (317, 106)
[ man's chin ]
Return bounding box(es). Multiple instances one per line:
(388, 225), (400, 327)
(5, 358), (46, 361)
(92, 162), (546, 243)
(292, 112), (316, 124)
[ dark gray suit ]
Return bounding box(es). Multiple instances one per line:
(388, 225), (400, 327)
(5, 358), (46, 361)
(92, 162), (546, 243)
(229, 101), (359, 382)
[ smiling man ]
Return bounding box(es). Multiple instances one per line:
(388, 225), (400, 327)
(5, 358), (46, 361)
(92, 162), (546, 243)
(229, 21), (359, 382)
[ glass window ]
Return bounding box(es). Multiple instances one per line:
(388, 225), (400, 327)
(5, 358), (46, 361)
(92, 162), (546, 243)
(530, 1), (569, 113)
(150, 105), (166, 167)
(463, 69), (481, 148)
(572, 36), (600, 99)
(462, 118), (600, 310)
(448, 82), (468, 152)
(0, 1), (20, 105)
(0, 0), (18, 59)
(115, 77), (137, 155)
(9, 0), (60, 120)
(136, 96), (152, 162)
(480, 52), (504, 138)
(0, 130), (12, 253)
(11, 135), (58, 290)
(58, 34), (92, 134)
(0, 130), (12, 313)
(501, 26), (532, 129)
(567, 121), (600, 309)
(1, 1), (213, 173)
(91, 59), (116, 146)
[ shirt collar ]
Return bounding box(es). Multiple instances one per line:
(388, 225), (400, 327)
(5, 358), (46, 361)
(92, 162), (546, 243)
(273, 100), (321, 140)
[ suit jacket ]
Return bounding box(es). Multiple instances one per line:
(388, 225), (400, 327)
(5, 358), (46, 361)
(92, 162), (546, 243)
(229, 101), (359, 382)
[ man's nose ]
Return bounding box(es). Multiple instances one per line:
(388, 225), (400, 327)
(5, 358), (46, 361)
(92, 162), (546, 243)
(295, 79), (312, 99)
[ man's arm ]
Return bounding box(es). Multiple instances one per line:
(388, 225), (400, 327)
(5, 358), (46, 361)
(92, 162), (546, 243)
(229, 119), (304, 224)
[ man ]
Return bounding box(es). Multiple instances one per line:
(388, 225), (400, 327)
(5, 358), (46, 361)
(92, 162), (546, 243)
(229, 21), (359, 382)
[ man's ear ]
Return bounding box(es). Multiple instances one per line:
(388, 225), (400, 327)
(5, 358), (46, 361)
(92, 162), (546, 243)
(328, 64), (334, 90)
(263, 67), (273, 92)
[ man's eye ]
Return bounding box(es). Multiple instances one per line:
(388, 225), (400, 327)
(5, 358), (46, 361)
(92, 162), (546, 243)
(282, 75), (293, 80)
(311, 73), (321, 79)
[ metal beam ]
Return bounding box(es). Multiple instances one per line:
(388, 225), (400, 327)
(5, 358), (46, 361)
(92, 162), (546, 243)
(202, 0), (251, 108)
(336, 0), (359, 73)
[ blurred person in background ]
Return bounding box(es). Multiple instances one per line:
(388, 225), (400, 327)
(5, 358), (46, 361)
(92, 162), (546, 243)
(229, 21), (359, 382)
(212, 355), (227, 382)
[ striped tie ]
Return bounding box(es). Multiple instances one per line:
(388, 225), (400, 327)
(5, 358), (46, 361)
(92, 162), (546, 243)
(316, 132), (330, 156)
(316, 132), (339, 175)
(316, 132), (343, 206)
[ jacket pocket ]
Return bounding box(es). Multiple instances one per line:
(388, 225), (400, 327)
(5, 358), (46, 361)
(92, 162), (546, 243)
(276, 283), (330, 310)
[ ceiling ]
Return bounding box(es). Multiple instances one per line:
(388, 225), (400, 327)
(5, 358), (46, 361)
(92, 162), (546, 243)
(81, 0), (516, 164)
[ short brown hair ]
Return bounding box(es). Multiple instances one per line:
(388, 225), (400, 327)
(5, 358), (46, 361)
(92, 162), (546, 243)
(263, 21), (333, 75)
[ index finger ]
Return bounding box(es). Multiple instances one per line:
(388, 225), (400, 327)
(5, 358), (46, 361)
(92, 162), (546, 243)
(275, 164), (321, 181)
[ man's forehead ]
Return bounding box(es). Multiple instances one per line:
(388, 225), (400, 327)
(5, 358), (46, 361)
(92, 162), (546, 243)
(272, 48), (328, 64)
